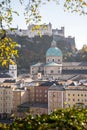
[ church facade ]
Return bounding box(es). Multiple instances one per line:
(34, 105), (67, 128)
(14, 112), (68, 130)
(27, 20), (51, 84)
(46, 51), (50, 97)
(30, 40), (87, 80)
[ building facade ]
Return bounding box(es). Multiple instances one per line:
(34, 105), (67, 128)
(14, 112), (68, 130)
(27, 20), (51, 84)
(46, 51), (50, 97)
(0, 86), (13, 118)
(30, 39), (87, 80)
(30, 40), (63, 80)
(48, 83), (87, 113)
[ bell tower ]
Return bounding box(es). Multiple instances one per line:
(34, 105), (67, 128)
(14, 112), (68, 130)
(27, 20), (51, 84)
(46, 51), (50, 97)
(9, 64), (17, 79)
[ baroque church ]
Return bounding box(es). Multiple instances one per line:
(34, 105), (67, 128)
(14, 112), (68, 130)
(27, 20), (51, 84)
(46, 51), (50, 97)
(30, 40), (87, 80)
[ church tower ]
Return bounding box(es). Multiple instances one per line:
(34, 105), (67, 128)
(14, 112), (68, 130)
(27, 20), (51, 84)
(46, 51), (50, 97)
(9, 56), (17, 79)
(9, 64), (17, 79)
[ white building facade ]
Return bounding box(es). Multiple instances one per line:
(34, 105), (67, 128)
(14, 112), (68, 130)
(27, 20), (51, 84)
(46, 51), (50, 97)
(30, 40), (63, 80)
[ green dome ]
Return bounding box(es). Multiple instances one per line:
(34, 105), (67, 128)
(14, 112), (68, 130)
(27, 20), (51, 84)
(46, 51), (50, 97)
(46, 47), (62, 57)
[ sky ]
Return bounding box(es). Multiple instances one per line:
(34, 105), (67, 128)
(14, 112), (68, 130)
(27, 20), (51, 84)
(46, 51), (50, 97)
(10, 0), (87, 50)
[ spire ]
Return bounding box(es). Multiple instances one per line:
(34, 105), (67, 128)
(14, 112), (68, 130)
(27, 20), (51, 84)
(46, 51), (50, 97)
(51, 40), (57, 47)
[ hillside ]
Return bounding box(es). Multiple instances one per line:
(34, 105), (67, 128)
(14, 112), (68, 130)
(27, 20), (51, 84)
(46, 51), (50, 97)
(7, 34), (76, 73)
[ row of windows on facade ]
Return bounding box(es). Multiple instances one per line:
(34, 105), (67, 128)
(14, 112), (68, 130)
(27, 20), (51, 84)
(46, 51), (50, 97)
(68, 94), (87, 96)
(0, 91), (12, 94)
(32, 70), (61, 74)
(0, 109), (11, 113)
(0, 97), (11, 100)
(36, 99), (47, 102)
(36, 90), (48, 93)
(36, 94), (47, 97)
(0, 103), (11, 105)
(32, 67), (61, 70)
(68, 98), (87, 102)
(47, 59), (61, 62)
(64, 67), (87, 70)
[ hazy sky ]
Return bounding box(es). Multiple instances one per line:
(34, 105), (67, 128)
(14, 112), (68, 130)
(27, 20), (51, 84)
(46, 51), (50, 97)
(11, 1), (87, 50)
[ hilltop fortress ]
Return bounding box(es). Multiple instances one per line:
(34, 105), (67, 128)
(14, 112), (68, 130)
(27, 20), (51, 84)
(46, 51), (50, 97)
(7, 23), (75, 50)
(7, 23), (63, 37)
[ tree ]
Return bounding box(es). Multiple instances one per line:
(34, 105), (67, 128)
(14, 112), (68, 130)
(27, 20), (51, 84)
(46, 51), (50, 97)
(64, 0), (87, 14)
(0, 0), (87, 66)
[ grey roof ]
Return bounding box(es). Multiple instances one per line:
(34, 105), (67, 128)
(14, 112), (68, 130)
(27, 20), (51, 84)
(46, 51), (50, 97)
(4, 80), (16, 83)
(63, 62), (87, 66)
(0, 73), (12, 78)
(65, 85), (87, 90)
(45, 62), (62, 67)
(40, 81), (60, 86)
(32, 62), (44, 67)
(49, 83), (64, 90)
(30, 103), (48, 108)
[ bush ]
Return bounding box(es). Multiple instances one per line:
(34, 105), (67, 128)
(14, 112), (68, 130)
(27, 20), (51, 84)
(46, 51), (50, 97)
(0, 107), (87, 130)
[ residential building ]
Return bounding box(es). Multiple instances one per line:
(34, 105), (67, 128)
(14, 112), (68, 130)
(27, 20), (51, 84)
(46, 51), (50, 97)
(65, 84), (87, 108)
(13, 88), (29, 114)
(48, 82), (87, 113)
(0, 85), (13, 118)
(48, 83), (65, 113)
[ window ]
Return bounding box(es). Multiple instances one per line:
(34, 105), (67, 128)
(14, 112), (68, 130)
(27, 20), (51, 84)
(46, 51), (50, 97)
(40, 94), (42, 97)
(51, 70), (54, 73)
(45, 90), (47, 93)
(68, 98), (70, 101)
(36, 99), (39, 101)
(58, 70), (60, 73)
(36, 94), (38, 97)
(32, 71), (34, 74)
(52, 59), (54, 62)
(85, 99), (87, 102)
(40, 90), (42, 92)
(45, 94), (47, 97)
(36, 90), (38, 92)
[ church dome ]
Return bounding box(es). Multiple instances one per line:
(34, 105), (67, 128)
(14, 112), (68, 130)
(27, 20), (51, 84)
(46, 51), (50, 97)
(46, 47), (62, 57)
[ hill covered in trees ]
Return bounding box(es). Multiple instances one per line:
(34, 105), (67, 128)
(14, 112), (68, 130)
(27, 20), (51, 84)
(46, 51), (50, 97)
(7, 34), (87, 73)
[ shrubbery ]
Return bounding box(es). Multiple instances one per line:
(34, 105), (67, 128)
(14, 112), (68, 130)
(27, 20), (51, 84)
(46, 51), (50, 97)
(0, 107), (87, 130)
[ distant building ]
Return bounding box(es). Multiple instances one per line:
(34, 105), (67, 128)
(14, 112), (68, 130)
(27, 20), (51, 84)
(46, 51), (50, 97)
(0, 63), (17, 83)
(30, 40), (87, 80)
(52, 27), (65, 37)
(9, 64), (17, 79)
(7, 23), (65, 38)
(48, 83), (65, 113)
(48, 83), (87, 113)
(13, 88), (29, 116)
(0, 86), (13, 118)
(30, 40), (63, 80)
(6, 23), (75, 50)
(7, 23), (52, 37)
